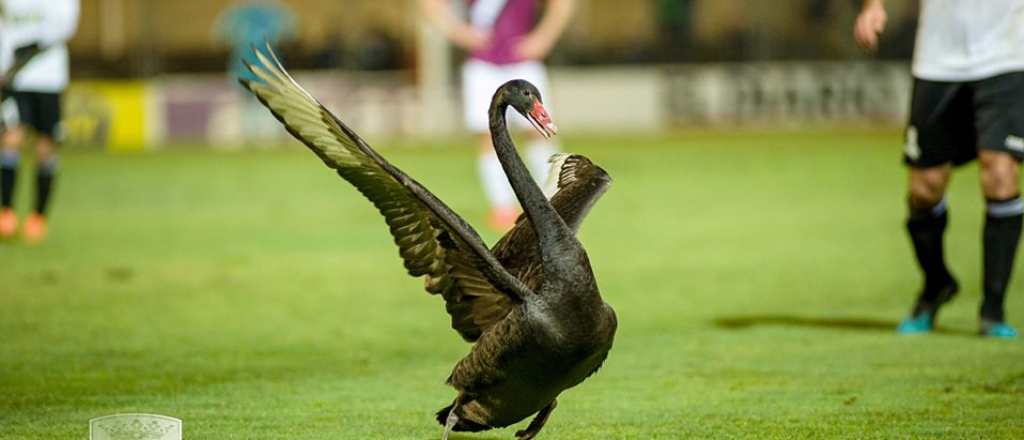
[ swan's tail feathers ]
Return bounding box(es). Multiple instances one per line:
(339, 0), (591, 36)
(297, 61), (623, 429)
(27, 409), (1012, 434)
(435, 404), (491, 432)
(542, 153), (572, 199)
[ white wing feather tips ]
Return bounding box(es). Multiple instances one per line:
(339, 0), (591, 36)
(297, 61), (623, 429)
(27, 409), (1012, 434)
(253, 48), (320, 105)
(542, 153), (571, 199)
(246, 49), (366, 169)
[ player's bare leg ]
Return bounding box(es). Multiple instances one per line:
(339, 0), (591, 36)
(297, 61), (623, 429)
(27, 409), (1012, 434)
(979, 150), (1019, 200)
(908, 164), (952, 211)
(523, 129), (557, 186)
(477, 132), (518, 230)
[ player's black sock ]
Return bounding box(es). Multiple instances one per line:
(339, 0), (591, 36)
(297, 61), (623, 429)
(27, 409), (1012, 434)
(907, 197), (955, 303)
(34, 157), (57, 215)
(981, 195), (1023, 322)
(1, 150), (18, 208)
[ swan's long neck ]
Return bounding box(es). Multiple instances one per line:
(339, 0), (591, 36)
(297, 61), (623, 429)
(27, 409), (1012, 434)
(490, 101), (575, 263)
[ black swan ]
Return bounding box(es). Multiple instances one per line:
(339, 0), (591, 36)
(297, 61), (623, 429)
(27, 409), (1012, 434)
(241, 48), (617, 440)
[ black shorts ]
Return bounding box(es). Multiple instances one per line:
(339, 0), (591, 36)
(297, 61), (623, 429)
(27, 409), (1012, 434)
(904, 72), (1024, 168)
(1, 89), (63, 140)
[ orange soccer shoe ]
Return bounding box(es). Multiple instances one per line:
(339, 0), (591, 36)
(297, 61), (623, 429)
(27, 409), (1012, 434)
(22, 213), (47, 243)
(487, 207), (519, 232)
(0, 208), (17, 239)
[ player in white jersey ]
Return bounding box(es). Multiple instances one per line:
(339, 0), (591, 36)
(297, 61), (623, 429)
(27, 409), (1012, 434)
(0, 0), (79, 243)
(857, 0), (1024, 338)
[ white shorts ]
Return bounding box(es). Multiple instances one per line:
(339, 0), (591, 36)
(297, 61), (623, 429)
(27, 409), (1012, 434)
(461, 58), (551, 132)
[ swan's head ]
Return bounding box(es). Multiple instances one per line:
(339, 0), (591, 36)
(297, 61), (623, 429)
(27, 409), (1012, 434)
(499, 79), (558, 139)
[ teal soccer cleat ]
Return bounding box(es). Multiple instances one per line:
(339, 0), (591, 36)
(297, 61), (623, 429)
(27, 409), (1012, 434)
(897, 313), (933, 334)
(897, 279), (959, 335)
(980, 320), (1019, 339)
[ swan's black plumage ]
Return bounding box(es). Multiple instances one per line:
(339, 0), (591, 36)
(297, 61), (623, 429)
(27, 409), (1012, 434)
(241, 47), (616, 440)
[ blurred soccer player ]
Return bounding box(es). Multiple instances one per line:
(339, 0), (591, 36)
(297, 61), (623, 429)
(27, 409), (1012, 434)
(422, 0), (575, 231)
(212, 0), (296, 145)
(856, 0), (1024, 338)
(0, 0), (80, 243)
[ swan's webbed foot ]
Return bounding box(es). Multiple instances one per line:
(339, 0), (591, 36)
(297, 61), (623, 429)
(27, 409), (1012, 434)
(514, 399), (557, 440)
(441, 392), (466, 440)
(441, 412), (459, 440)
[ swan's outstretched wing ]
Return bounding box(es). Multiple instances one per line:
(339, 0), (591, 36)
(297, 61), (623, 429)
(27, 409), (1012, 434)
(492, 153), (612, 291)
(542, 153), (612, 232)
(240, 47), (530, 342)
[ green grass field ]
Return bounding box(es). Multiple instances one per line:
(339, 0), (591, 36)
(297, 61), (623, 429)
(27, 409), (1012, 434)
(1, 130), (1022, 440)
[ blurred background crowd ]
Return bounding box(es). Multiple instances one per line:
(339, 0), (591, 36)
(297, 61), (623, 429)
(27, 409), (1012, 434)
(61, 0), (920, 151)
(73, 0), (917, 76)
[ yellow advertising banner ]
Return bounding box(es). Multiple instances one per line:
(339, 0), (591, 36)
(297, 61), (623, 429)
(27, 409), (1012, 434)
(65, 81), (148, 152)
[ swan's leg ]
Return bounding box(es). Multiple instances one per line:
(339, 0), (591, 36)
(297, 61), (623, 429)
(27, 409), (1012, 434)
(515, 399), (557, 440)
(441, 393), (466, 440)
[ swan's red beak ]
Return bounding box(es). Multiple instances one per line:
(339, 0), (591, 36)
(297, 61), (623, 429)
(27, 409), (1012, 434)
(528, 100), (558, 138)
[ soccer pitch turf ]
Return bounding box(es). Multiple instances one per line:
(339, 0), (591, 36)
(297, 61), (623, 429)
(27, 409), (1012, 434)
(1, 130), (1022, 439)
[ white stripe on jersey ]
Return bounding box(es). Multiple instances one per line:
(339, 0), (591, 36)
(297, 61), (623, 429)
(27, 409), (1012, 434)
(469, 0), (510, 30)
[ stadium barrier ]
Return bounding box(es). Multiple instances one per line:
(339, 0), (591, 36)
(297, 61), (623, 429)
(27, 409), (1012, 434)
(663, 61), (911, 126)
(65, 81), (155, 152)
(63, 61), (910, 150)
